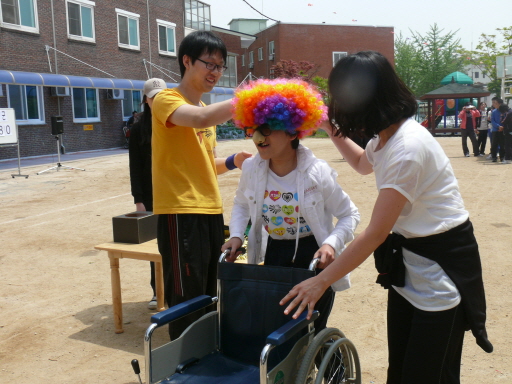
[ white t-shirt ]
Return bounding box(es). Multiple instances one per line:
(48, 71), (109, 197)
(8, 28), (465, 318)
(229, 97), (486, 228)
(366, 118), (467, 310)
(262, 169), (311, 240)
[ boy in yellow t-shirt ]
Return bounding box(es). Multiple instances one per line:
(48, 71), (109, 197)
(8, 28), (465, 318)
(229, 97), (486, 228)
(144, 31), (251, 339)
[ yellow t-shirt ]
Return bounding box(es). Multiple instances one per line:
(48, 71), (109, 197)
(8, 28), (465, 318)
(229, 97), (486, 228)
(151, 88), (222, 214)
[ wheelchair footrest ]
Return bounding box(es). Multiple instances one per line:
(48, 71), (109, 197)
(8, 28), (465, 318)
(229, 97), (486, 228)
(161, 352), (259, 384)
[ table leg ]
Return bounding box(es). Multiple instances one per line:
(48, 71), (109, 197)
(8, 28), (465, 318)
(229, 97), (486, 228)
(109, 252), (124, 333)
(155, 261), (165, 312)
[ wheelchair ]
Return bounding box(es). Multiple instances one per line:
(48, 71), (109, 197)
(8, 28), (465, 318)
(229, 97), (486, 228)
(132, 250), (360, 384)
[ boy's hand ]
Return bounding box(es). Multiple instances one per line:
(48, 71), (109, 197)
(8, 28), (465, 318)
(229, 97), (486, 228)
(221, 237), (243, 262)
(234, 151), (252, 169)
(314, 244), (336, 269)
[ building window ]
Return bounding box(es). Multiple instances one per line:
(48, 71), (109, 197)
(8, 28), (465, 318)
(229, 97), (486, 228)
(249, 51), (254, 65)
(258, 47), (263, 61)
(184, 0), (210, 31)
(218, 55), (237, 88)
(72, 88), (99, 122)
(483, 73), (486, 79)
(333, 51), (347, 67)
(7, 85), (44, 124)
(157, 19), (176, 56)
(474, 72), (479, 79)
(0, 0), (38, 33)
(269, 41), (274, 55)
(67, 0), (95, 42)
(122, 90), (142, 119)
(241, 54), (245, 67)
(116, 8), (139, 50)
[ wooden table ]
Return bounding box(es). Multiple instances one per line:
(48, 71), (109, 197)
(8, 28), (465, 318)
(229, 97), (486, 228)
(95, 239), (165, 334)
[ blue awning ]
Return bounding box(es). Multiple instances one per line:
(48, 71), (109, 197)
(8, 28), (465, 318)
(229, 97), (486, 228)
(0, 70), (234, 95)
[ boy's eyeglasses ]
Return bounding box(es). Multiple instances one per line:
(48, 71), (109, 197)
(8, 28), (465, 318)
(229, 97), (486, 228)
(245, 125), (272, 138)
(195, 58), (228, 73)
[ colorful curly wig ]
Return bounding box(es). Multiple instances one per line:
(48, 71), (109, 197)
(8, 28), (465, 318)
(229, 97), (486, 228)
(231, 78), (327, 139)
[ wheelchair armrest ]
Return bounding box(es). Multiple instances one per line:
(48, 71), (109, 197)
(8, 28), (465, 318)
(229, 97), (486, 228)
(150, 295), (215, 326)
(265, 311), (319, 346)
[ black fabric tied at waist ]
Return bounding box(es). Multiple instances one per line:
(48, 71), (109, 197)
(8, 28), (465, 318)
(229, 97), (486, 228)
(373, 219), (493, 353)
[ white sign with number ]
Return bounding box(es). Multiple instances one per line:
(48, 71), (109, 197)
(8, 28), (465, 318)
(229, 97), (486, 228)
(0, 108), (18, 145)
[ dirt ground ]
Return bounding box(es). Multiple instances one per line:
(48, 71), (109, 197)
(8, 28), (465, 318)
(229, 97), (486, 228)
(0, 136), (510, 384)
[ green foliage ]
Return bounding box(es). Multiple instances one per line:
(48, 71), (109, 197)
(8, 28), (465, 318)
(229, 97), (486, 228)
(311, 75), (329, 103)
(459, 27), (512, 98)
(394, 24), (465, 96)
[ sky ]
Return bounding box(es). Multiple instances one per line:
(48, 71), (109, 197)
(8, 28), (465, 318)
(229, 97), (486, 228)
(205, 0), (510, 50)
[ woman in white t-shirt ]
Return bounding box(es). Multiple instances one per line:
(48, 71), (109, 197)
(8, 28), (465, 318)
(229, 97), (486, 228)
(281, 51), (492, 384)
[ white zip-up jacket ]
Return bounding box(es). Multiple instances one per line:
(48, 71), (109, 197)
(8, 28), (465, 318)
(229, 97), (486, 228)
(229, 145), (360, 291)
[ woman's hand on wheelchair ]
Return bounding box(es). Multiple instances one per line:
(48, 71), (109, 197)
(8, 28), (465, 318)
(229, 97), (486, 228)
(314, 244), (336, 269)
(221, 237), (243, 262)
(280, 275), (329, 321)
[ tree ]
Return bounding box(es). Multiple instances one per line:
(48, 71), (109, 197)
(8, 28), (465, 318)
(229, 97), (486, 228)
(459, 27), (512, 97)
(394, 24), (465, 96)
(270, 59), (320, 83)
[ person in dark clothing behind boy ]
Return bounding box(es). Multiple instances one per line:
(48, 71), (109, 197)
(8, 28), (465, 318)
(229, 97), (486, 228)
(128, 96), (157, 310)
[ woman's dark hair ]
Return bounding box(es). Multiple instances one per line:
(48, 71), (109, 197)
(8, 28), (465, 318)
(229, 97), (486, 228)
(178, 31), (227, 78)
(136, 95), (152, 145)
(327, 51), (417, 138)
(498, 104), (510, 113)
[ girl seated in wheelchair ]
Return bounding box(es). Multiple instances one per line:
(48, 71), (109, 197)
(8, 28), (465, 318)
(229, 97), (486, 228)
(222, 79), (360, 334)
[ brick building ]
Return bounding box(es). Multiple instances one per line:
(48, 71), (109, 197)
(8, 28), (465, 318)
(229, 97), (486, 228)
(231, 20), (394, 80)
(0, 0), (238, 160)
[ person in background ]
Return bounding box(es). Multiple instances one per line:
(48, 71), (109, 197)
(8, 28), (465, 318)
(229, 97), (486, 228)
(128, 96), (157, 310)
(222, 79), (360, 335)
(458, 103), (481, 157)
(498, 104), (512, 164)
(145, 31), (251, 339)
(281, 51), (492, 384)
(127, 110), (137, 128)
(490, 97), (505, 162)
(476, 102), (489, 155)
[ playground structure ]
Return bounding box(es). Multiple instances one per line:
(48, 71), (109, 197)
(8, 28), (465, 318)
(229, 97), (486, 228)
(419, 72), (490, 135)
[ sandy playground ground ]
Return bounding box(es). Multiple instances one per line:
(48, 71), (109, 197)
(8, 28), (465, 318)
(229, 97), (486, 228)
(0, 136), (511, 383)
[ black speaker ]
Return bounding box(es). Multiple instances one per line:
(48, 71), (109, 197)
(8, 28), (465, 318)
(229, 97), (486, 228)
(51, 115), (64, 135)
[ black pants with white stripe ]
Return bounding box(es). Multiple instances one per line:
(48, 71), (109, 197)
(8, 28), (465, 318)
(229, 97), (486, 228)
(386, 288), (466, 384)
(157, 213), (224, 339)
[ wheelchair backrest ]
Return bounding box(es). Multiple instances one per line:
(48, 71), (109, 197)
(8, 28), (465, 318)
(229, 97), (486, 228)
(217, 262), (314, 366)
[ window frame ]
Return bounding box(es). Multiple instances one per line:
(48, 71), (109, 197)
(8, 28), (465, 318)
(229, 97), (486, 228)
(66, 0), (95, 43)
(157, 19), (177, 57)
(241, 54), (245, 67)
(184, 0), (211, 31)
(217, 55), (237, 88)
(115, 8), (140, 50)
(269, 41), (275, 55)
(71, 87), (100, 123)
(0, 0), (39, 34)
(249, 51), (254, 65)
(332, 51), (347, 67)
(258, 47), (263, 61)
(122, 90), (142, 120)
(6, 84), (45, 125)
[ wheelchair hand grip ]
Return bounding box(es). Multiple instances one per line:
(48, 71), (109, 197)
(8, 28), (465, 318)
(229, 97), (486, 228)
(265, 311), (319, 346)
(150, 295), (214, 326)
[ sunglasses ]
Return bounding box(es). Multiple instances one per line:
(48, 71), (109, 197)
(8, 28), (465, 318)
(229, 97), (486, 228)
(244, 125), (272, 138)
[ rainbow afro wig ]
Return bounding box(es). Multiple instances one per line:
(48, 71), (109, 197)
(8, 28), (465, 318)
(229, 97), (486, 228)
(231, 78), (327, 139)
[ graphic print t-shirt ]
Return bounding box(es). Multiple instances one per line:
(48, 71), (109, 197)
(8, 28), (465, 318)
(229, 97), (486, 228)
(262, 169), (311, 240)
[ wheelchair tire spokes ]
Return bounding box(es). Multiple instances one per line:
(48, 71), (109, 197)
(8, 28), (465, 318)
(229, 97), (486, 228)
(295, 328), (361, 384)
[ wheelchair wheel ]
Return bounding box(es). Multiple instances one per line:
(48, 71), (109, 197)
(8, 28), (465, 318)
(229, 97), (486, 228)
(295, 327), (361, 384)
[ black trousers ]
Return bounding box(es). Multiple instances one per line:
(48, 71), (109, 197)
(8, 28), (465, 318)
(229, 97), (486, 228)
(491, 131), (505, 161)
(461, 128), (479, 156)
(386, 288), (466, 384)
(476, 129), (488, 155)
(157, 213), (224, 339)
(264, 235), (335, 334)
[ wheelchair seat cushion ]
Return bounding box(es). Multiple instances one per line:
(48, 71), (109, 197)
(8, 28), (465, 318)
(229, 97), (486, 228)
(160, 352), (259, 384)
